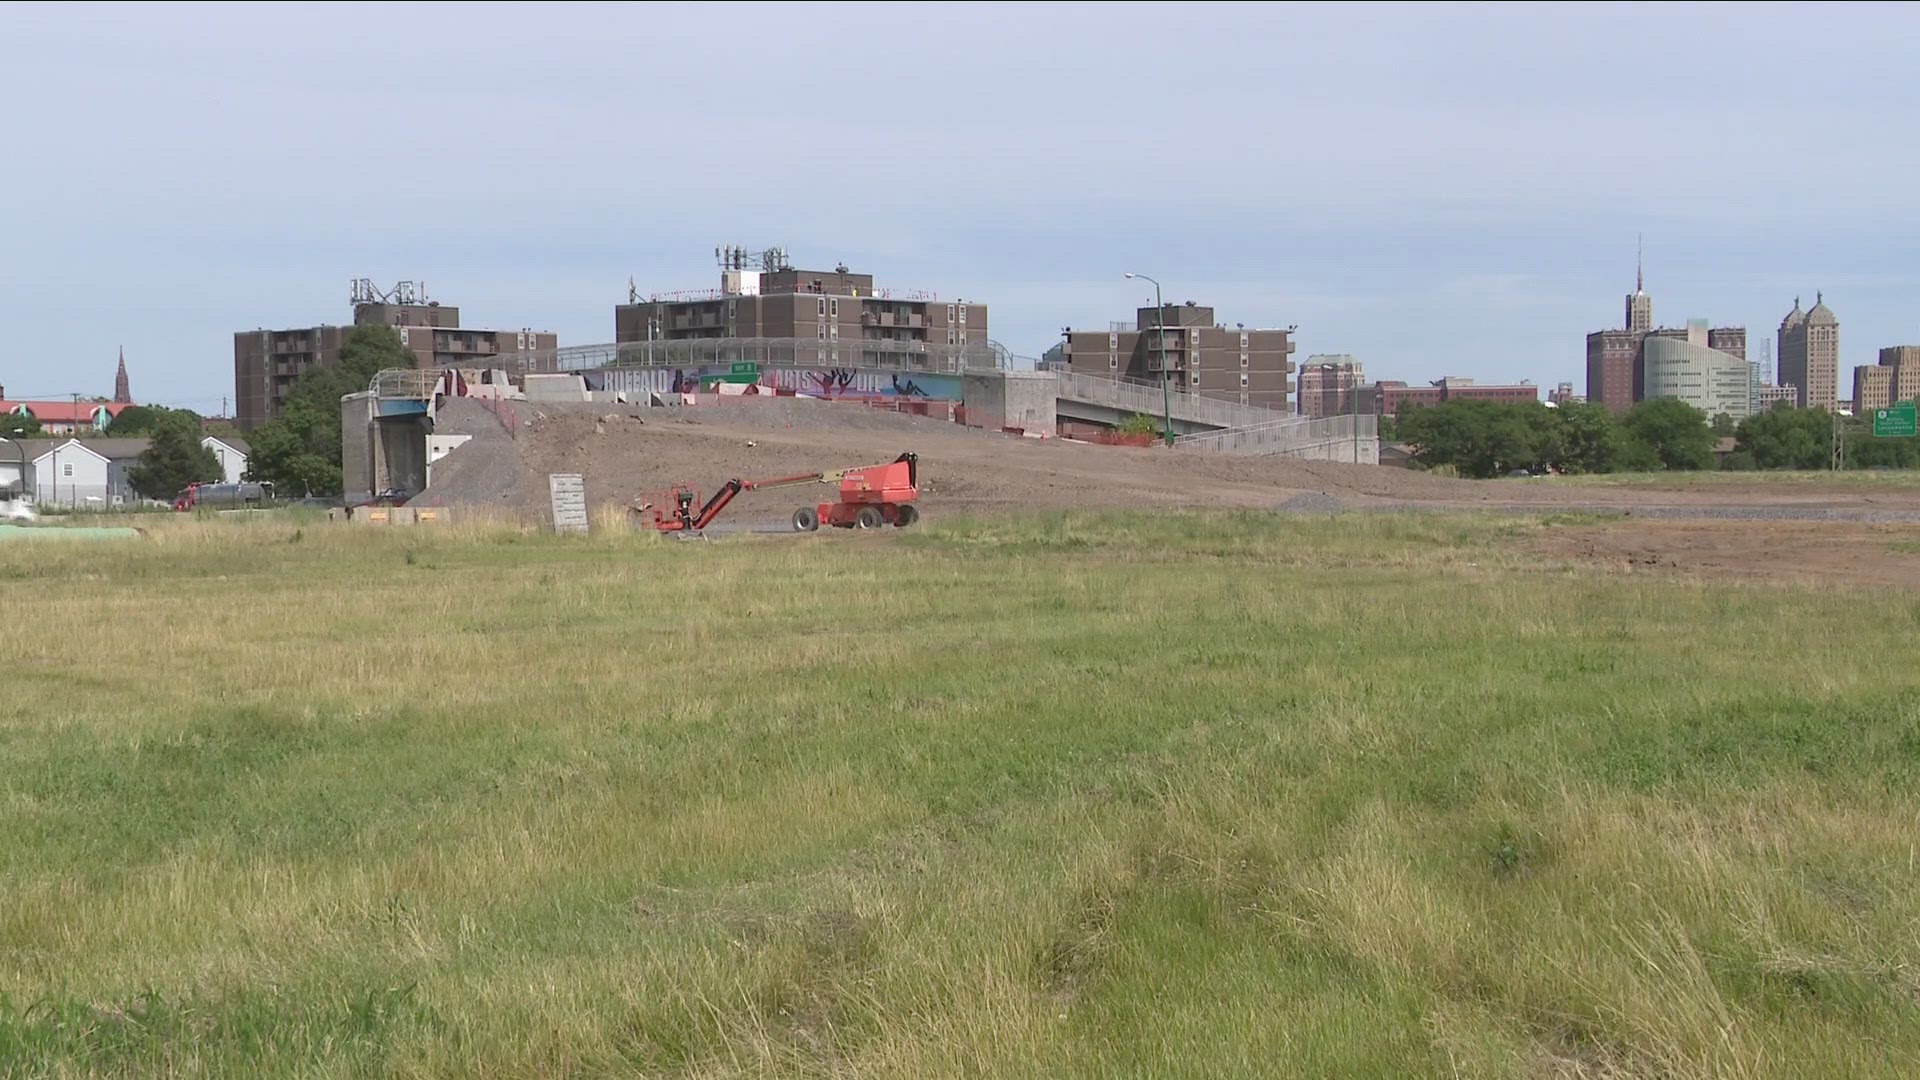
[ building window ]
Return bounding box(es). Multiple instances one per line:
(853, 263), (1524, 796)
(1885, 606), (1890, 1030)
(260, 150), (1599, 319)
(1240, 373), (1249, 387)
(1109, 357), (1119, 369)
(947, 305), (956, 323)
(818, 298), (826, 316)
(947, 330), (955, 344)
(63, 463), (74, 477)
(829, 299), (838, 317)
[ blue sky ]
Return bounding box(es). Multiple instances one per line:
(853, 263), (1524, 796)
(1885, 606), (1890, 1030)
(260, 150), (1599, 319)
(3, 2), (1917, 411)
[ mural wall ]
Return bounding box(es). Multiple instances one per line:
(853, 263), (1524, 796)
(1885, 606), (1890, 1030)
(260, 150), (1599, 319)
(582, 366), (963, 401)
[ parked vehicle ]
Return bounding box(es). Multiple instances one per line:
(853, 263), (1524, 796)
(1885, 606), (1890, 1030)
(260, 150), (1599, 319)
(174, 481), (273, 511)
(2, 498), (36, 523)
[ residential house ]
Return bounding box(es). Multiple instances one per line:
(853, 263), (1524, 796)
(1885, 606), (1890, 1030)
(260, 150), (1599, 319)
(202, 436), (250, 484)
(0, 437), (251, 505)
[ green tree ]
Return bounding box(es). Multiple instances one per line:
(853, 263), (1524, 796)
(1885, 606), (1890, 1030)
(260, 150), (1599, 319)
(126, 411), (222, 501)
(1, 411), (42, 439)
(1621, 398), (1714, 471)
(244, 324), (413, 495)
(1710, 412), (1736, 436)
(1734, 406), (1831, 469)
(1551, 401), (1632, 474)
(106, 404), (199, 437)
(1397, 400), (1560, 478)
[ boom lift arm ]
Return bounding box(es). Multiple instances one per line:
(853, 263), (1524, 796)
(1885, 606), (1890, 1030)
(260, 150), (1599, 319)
(644, 453), (920, 533)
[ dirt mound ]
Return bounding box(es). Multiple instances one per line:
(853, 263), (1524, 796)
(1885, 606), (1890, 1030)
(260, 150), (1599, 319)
(499, 398), (1489, 528)
(411, 396), (1920, 530)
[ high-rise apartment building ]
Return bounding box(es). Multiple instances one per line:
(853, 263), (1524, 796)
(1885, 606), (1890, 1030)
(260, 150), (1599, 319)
(1584, 260), (1744, 412)
(615, 254), (987, 369)
(1295, 355), (1364, 417)
(1064, 302), (1295, 411)
(235, 281), (556, 430)
(1777, 294), (1839, 411)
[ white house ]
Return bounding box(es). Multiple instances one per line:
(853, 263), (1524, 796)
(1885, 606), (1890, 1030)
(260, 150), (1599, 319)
(202, 436), (250, 484)
(0, 436), (252, 506)
(9, 439), (142, 507)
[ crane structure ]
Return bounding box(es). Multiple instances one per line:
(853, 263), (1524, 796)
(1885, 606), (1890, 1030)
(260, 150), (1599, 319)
(641, 453), (920, 533)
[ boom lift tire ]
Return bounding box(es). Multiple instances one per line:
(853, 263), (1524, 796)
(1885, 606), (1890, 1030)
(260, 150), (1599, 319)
(894, 504), (919, 528)
(856, 506), (884, 530)
(792, 507), (820, 532)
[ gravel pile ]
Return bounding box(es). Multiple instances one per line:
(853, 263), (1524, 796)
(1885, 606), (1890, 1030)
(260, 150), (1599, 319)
(1276, 492), (1344, 513)
(411, 398), (522, 509)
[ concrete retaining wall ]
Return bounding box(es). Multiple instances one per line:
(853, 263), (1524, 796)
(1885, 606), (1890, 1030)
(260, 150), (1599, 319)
(961, 371), (1058, 432)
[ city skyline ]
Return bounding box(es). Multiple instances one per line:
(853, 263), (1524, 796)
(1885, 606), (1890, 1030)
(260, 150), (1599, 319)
(5, 4), (1920, 410)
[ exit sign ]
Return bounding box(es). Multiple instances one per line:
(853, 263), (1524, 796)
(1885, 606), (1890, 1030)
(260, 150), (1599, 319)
(1873, 402), (1917, 438)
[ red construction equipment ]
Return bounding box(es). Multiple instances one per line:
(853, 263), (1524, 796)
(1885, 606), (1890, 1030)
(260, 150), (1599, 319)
(641, 452), (920, 533)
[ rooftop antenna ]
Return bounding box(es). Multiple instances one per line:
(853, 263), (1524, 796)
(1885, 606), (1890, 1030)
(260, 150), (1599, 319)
(628, 276), (638, 304)
(1636, 233), (1644, 294)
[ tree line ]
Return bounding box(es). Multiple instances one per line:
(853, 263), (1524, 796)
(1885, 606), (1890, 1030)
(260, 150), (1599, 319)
(1391, 398), (1920, 477)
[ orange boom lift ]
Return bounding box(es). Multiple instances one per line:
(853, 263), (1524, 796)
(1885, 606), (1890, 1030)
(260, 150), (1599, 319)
(643, 452), (920, 533)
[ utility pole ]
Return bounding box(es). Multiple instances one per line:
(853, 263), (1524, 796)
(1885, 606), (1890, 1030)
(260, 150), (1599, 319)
(1125, 272), (1174, 447)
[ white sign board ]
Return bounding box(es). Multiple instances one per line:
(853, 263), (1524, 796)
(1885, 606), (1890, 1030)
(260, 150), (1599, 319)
(547, 473), (589, 533)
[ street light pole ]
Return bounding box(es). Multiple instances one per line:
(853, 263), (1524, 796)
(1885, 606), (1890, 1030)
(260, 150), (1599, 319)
(1125, 272), (1174, 447)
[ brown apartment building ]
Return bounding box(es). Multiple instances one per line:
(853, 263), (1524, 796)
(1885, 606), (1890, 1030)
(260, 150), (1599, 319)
(614, 261), (987, 366)
(1062, 302), (1295, 411)
(234, 283), (556, 429)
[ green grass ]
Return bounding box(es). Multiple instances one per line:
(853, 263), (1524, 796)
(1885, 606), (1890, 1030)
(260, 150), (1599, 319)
(4, 510), (1920, 1076)
(1543, 468), (1920, 488)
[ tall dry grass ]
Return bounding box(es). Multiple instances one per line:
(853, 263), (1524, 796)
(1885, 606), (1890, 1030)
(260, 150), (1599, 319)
(1, 509), (1917, 1075)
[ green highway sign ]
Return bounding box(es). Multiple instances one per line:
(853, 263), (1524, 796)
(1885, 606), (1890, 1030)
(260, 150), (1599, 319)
(729, 362), (759, 377)
(1873, 402), (1917, 438)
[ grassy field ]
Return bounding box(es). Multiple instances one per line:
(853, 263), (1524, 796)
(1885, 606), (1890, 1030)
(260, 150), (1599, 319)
(1541, 468), (1920, 489)
(4, 511), (1920, 1076)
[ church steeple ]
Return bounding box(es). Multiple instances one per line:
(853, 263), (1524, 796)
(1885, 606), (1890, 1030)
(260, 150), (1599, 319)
(113, 347), (131, 404)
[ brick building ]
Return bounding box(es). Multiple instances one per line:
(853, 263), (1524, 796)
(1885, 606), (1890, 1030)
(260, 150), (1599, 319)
(1854, 364), (1895, 414)
(1585, 263), (1744, 412)
(615, 256), (986, 368)
(235, 282), (555, 430)
(1295, 355), (1364, 417)
(1358, 377), (1539, 416)
(1063, 301), (1295, 411)
(1777, 294), (1839, 411)
(1852, 345), (1920, 413)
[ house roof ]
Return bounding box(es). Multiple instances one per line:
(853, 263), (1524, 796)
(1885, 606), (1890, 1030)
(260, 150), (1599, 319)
(204, 435), (250, 454)
(0, 401), (136, 423)
(6, 438), (153, 462)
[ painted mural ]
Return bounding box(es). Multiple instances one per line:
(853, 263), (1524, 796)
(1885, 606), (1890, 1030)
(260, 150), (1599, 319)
(583, 367), (962, 401)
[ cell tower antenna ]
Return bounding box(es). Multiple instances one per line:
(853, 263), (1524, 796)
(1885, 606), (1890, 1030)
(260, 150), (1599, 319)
(715, 245), (791, 273)
(1636, 233), (1644, 293)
